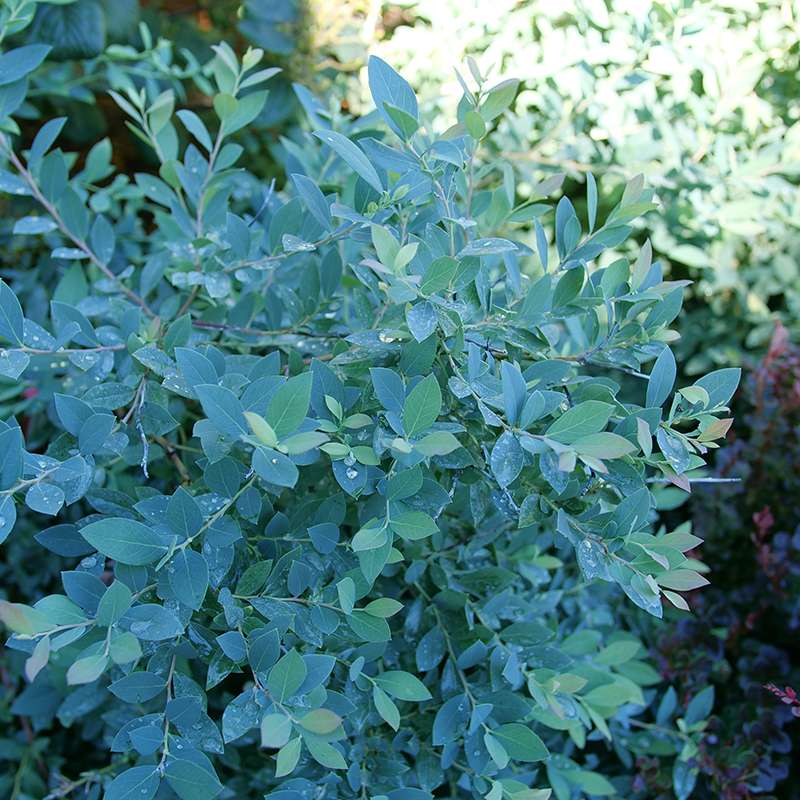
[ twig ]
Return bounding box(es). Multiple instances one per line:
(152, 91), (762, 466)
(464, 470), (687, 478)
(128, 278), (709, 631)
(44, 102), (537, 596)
(153, 435), (191, 484)
(191, 320), (332, 340)
(43, 764), (118, 800)
(1, 137), (157, 319)
(11, 344), (126, 355)
(175, 286), (200, 319)
(227, 223), (359, 273)
(646, 477), (740, 485)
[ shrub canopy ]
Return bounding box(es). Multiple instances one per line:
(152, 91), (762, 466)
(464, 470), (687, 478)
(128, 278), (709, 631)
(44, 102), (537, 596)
(0, 12), (740, 800)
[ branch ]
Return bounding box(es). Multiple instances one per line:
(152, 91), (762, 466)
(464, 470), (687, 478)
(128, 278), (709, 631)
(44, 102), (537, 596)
(191, 320), (333, 341)
(153, 434), (191, 485)
(646, 477), (740, 485)
(0, 136), (156, 319)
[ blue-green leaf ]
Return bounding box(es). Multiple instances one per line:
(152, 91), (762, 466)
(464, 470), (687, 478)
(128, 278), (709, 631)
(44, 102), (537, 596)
(694, 368), (740, 408)
(546, 401), (614, 444)
(253, 446), (299, 488)
(266, 372), (313, 439)
(0, 279), (24, 344)
(402, 374), (442, 437)
(0, 45), (51, 86)
(79, 518), (168, 565)
(164, 751), (223, 800)
(109, 671), (165, 703)
(646, 347), (676, 408)
(491, 431), (524, 487)
(267, 649), (307, 701)
(195, 385), (248, 437)
(105, 766), (160, 800)
(367, 55), (419, 138)
(312, 130), (383, 193)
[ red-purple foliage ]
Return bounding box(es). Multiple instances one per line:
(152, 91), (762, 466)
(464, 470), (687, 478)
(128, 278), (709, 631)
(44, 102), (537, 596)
(640, 324), (800, 799)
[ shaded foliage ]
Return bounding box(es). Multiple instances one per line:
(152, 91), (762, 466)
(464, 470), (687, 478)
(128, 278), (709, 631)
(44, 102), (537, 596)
(635, 325), (800, 799)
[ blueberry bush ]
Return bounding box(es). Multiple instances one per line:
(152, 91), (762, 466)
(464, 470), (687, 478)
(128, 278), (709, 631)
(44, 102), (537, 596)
(0, 9), (742, 800)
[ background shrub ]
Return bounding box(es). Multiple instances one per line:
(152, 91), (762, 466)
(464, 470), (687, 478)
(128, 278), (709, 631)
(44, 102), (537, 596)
(660, 324), (800, 799)
(368, 0), (800, 374)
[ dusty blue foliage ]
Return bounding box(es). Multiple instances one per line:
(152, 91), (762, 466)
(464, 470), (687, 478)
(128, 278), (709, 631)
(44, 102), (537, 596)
(0, 8), (740, 800)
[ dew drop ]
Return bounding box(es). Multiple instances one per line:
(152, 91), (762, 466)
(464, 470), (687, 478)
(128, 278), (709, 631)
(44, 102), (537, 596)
(345, 468), (358, 480)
